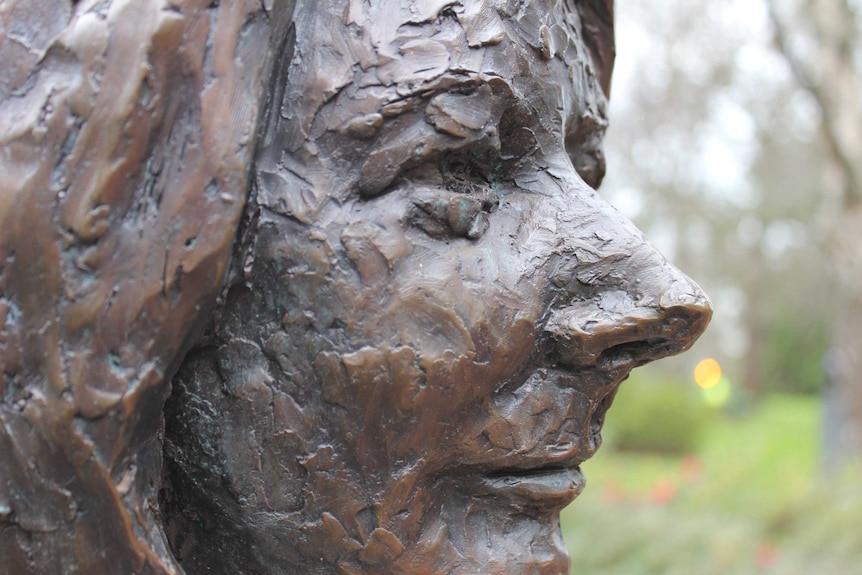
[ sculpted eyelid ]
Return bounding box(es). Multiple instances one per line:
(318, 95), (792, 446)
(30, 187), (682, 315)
(356, 81), (533, 199)
(358, 124), (502, 199)
(357, 129), (450, 198)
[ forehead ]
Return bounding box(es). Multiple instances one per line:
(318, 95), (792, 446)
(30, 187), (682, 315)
(284, 0), (610, 129)
(254, 0), (613, 218)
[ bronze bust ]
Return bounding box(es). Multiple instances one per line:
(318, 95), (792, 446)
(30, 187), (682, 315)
(0, 1), (710, 574)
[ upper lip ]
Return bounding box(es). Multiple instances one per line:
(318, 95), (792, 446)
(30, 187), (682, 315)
(464, 344), (668, 509)
(455, 428), (594, 478)
(478, 451), (590, 477)
(457, 361), (633, 477)
(472, 466), (587, 511)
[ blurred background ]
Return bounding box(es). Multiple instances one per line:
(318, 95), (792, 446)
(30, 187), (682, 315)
(560, 1), (862, 573)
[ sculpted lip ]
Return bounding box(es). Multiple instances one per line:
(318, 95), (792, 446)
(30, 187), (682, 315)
(474, 466), (587, 511)
(467, 339), (696, 513)
(458, 364), (627, 512)
(449, 353), (642, 513)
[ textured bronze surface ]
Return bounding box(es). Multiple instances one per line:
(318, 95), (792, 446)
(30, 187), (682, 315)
(0, 2), (710, 574)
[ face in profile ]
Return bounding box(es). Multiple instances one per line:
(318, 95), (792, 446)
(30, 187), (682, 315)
(162, 1), (711, 574)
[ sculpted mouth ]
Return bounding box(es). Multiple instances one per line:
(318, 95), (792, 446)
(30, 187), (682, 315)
(453, 357), (634, 513)
(458, 329), (704, 514)
(474, 466), (586, 512)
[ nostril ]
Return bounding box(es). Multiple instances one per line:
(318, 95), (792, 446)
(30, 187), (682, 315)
(596, 338), (674, 371)
(545, 295), (711, 370)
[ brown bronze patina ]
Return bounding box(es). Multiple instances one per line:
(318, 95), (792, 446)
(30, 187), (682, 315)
(0, 2), (710, 574)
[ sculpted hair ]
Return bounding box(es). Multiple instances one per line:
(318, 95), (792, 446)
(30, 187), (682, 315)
(0, 2), (296, 573)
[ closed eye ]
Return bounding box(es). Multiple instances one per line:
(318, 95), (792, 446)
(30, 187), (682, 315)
(357, 80), (542, 199)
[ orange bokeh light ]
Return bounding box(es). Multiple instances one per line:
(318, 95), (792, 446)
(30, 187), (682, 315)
(694, 358), (722, 389)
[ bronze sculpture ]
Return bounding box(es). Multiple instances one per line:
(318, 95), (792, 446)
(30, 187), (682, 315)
(0, 1), (711, 574)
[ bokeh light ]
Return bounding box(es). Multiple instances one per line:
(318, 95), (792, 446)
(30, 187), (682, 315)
(694, 358), (722, 389)
(702, 376), (732, 408)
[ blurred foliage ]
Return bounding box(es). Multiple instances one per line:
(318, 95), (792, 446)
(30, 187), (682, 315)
(761, 308), (830, 394)
(602, 0), (837, 404)
(562, 395), (862, 575)
(602, 372), (714, 454)
(559, 0), (862, 570)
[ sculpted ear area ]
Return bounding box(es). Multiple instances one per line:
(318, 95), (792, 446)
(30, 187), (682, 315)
(0, 2), (296, 574)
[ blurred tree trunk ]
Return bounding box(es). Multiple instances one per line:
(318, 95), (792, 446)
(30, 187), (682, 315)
(768, 0), (862, 467)
(743, 307), (765, 399)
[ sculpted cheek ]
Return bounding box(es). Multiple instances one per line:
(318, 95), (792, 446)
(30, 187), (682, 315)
(340, 220), (412, 286)
(383, 294), (476, 358)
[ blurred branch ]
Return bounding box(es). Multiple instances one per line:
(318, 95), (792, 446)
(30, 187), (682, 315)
(766, 0), (862, 207)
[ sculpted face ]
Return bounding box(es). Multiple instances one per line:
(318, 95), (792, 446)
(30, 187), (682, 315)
(162, 1), (711, 574)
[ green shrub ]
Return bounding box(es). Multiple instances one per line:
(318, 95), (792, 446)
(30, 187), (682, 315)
(602, 371), (713, 454)
(761, 312), (829, 395)
(563, 396), (861, 575)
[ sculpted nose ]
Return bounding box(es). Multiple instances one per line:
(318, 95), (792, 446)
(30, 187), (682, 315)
(544, 243), (712, 370)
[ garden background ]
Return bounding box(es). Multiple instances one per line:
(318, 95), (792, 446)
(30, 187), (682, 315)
(559, 1), (862, 573)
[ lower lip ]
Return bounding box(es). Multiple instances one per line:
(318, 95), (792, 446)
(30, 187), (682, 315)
(474, 467), (586, 512)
